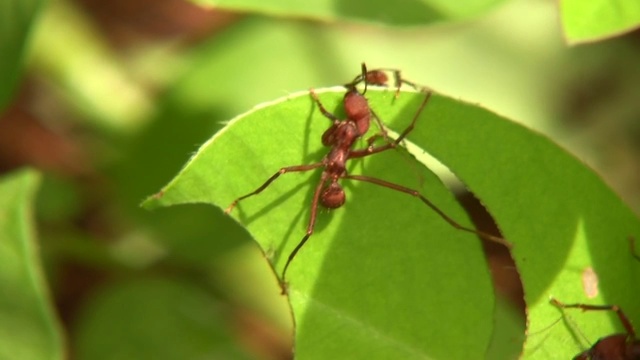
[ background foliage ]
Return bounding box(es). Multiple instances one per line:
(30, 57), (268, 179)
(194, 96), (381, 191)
(1, 0), (640, 359)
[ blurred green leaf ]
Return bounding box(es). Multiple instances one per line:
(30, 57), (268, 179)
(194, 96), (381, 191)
(74, 278), (253, 360)
(144, 88), (502, 358)
(0, 169), (64, 360)
(190, 0), (505, 25)
(560, 0), (640, 44)
(29, 0), (154, 134)
(0, 0), (43, 112)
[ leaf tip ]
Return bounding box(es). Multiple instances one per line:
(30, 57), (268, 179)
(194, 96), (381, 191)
(140, 190), (165, 210)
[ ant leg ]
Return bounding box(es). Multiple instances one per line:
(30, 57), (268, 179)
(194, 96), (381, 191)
(389, 69), (403, 97)
(225, 163), (324, 214)
(345, 63), (372, 92)
(280, 174), (329, 288)
(350, 91), (432, 158)
(310, 89), (340, 123)
(629, 236), (640, 261)
(360, 63), (369, 94)
(373, 68), (422, 90)
(396, 77), (423, 93)
(347, 64), (425, 94)
(365, 132), (386, 148)
(343, 174), (511, 248)
(383, 90), (431, 145)
(364, 109), (426, 187)
(392, 70), (402, 89)
(550, 299), (636, 339)
(367, 111), (391, 145)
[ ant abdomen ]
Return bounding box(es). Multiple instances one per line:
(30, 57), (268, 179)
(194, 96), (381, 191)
(321, 183), (346, 209)
(364, 70), (388, 86)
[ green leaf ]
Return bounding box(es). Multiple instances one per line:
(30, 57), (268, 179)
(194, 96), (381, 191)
(143, 87), (639, 358)
(74, 278), (253, 360)
(0, 169), (64, 360)
(144, 88), (496, 359)
(398, 92), (640, 357)
(190, 0), (505, 25)
(0, 0), (44, 112)
(560, 0), (640, 44)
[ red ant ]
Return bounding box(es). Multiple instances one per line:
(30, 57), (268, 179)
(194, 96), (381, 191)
(551, 298), (640, 360)
(225, 64), (509, 287)
(347, 63), (422, 96)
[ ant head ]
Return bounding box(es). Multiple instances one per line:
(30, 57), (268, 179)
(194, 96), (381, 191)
(321, 182), (345, 209)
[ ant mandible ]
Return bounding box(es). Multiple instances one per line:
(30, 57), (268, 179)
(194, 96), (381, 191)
(225, 63), (510, 287)
(551, 298), (640, 360)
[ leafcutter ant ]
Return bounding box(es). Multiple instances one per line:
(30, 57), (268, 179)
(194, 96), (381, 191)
(347, 63), (422, 97)
(225, 64), (509, 288)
